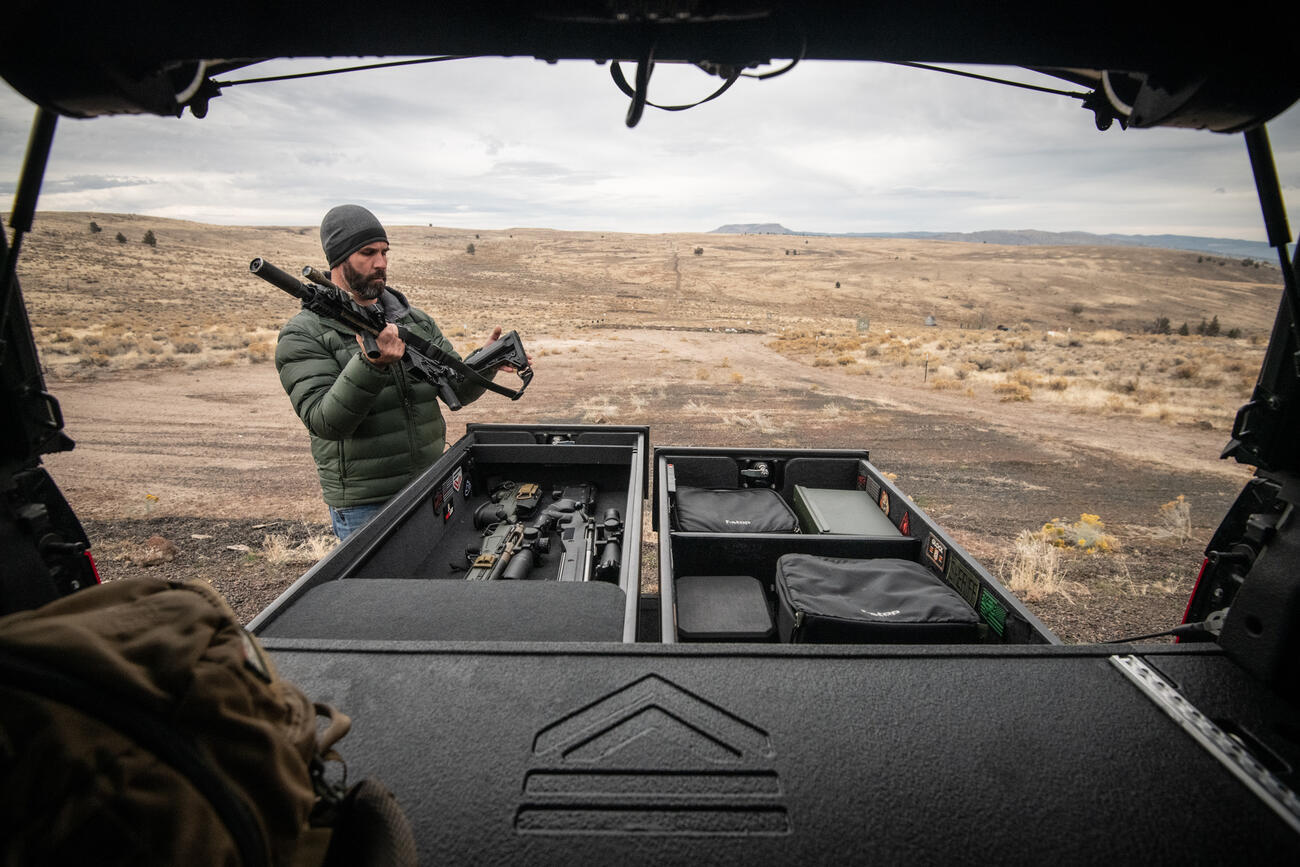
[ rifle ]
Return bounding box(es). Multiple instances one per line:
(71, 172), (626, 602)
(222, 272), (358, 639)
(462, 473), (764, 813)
(491, 497), (583, 581)
(465, 482), (541, 581)
(475, 502), (574, 582)
(555, 509), (595, 584)
(556, 507), (624, 583)
(471, 482), (540, 530)
(249, 258), (532, 410)
(465, 495), (583, 581)
(466, 484), (624, 582)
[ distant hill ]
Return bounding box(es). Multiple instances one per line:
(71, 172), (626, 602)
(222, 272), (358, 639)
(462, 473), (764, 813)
(711, 223), (797, 235)
(708, 224), (1275, 260)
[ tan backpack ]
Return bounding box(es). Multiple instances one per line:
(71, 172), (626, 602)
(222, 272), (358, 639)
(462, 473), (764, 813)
(0, 577), (414, 866)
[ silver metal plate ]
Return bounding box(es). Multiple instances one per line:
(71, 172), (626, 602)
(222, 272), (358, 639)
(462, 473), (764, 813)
(1110, 654), (1300, 835)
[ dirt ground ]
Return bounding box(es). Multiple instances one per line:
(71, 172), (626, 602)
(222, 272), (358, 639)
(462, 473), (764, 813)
(22, 213), (1273, 643)
(45, 329), (1249, 642)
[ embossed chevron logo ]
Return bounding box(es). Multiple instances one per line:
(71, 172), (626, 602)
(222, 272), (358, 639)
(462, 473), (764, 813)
(516, 674), (789, 835)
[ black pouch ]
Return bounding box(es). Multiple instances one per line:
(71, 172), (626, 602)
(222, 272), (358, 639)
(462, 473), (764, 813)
(673, 487), (800, 533)
(775, 554), (979, 644)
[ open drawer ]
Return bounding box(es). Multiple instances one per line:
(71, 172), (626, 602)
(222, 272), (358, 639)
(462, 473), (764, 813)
(653, 446), (1056, 645)
(249, 424), (649, 642)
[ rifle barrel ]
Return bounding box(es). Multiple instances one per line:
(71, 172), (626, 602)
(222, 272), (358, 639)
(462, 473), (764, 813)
(486, 525), (526, 580)
(249, 257), (311, 300)
(302, 265), (342, 291)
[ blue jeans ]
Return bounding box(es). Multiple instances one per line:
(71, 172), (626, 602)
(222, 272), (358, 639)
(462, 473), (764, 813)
(328, 503), (385, 540)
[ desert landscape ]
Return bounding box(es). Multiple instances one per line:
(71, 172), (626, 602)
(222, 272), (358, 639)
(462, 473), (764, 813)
(13, 211), (1286, 641)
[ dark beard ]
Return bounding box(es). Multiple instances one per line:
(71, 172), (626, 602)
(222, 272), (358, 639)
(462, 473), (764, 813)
(341, 261), (385, 301)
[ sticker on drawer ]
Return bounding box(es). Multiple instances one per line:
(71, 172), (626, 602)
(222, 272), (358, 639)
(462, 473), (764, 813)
(925, 533), (947, 571)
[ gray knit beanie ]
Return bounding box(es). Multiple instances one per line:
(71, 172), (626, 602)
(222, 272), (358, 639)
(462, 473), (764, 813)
(320, 205), (388, 269)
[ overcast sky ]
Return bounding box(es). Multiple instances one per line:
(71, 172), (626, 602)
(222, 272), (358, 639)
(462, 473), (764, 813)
(2, 57), (1297, 241)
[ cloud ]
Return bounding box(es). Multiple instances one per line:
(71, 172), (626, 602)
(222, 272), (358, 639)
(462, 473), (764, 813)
(2, 57), (1297, 240)
(878, 186), (1002, 200)
(485, 160), (613, 183)
(42, 174), (158, 193)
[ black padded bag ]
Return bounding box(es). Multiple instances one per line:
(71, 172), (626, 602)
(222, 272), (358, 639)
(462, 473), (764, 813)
(673, 487), (800, 533)
(775, 554), (979, 644)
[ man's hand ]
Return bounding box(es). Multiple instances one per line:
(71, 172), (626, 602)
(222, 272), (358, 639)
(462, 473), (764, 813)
(358, 323), (406, 367)
(483, 325), (534, 373)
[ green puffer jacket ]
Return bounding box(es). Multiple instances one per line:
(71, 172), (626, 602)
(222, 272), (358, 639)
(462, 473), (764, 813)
(274, 288), (487, 508)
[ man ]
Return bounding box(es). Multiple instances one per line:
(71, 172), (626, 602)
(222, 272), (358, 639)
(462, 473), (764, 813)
(276, 204), (509, 540)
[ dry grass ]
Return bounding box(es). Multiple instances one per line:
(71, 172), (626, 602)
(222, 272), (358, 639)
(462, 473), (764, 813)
(1103, 557), (1183, 597)
(261, 532), (337, 567)
(770, 321), (1263, 428)
(23, 214), (1277, 435)
(1155, 495), (1192, 542)
(723, 411), (786, 434)
(993, 382), (1033, 402)
(999, 531), (1068, 602)
(580, 399), (621, 422)
(35, 322), (283, 379)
